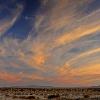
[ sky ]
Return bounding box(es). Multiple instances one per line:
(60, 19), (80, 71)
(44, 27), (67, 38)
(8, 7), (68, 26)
(0, 0), (100, 87)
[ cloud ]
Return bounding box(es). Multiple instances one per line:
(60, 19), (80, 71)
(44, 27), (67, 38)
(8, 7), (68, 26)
(0, 0), (100, 86)
(53, 62), (100, 86)
(72, 63), (100, 75)
(0, 4), (23, 36)
(0, 70), (45, 84)
(66, 48), (100, 64)
(34, 0), (95, 35)
(55, 9), (100, 47)
(0, 71), (21, 83)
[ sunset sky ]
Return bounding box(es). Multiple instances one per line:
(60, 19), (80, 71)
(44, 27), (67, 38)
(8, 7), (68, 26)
(0, 0), (100, 87)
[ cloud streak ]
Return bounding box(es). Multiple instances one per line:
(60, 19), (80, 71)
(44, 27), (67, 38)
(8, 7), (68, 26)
(0, 0), (100, 87)
(0, 4), (23, 36)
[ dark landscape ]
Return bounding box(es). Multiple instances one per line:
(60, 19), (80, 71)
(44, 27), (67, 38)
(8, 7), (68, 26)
(0, 86), (100, 100)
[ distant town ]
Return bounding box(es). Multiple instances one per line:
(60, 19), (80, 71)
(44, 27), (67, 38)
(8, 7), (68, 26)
(0, 86), (100, 100)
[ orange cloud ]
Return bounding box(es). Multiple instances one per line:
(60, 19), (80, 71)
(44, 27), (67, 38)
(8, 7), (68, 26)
(72, 63), (100, 76)
(55, 62), (100, 86)
(26, 43), (48, 71)
(32, 53), (47, 66)
(56, 64), (72, 76)
(0, 71), (45, 83)
(0, 71), (21, 83)
(16, 72), (45, 81)
(26, 54), (47, 71)
(58, 62), (100, 77)
(55, 24), (100, 46)
(26, 74), (44, 80)
(16, 42), (48, 71)
(35, 0), (94, 36)
(0, 47), (5, 56)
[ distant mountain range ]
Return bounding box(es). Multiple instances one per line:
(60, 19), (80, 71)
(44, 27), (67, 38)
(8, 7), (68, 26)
(91, 85), (100, 88)
(10, 85), (53, 88)
(1, 85), (100, 88)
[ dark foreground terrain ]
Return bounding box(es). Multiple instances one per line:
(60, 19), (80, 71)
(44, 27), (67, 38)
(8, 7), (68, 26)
(0, 87), (100, 100)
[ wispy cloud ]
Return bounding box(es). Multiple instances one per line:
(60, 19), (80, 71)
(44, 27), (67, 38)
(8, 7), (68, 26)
(0, 0), (100, 86)
(0, 4), (23, 36)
